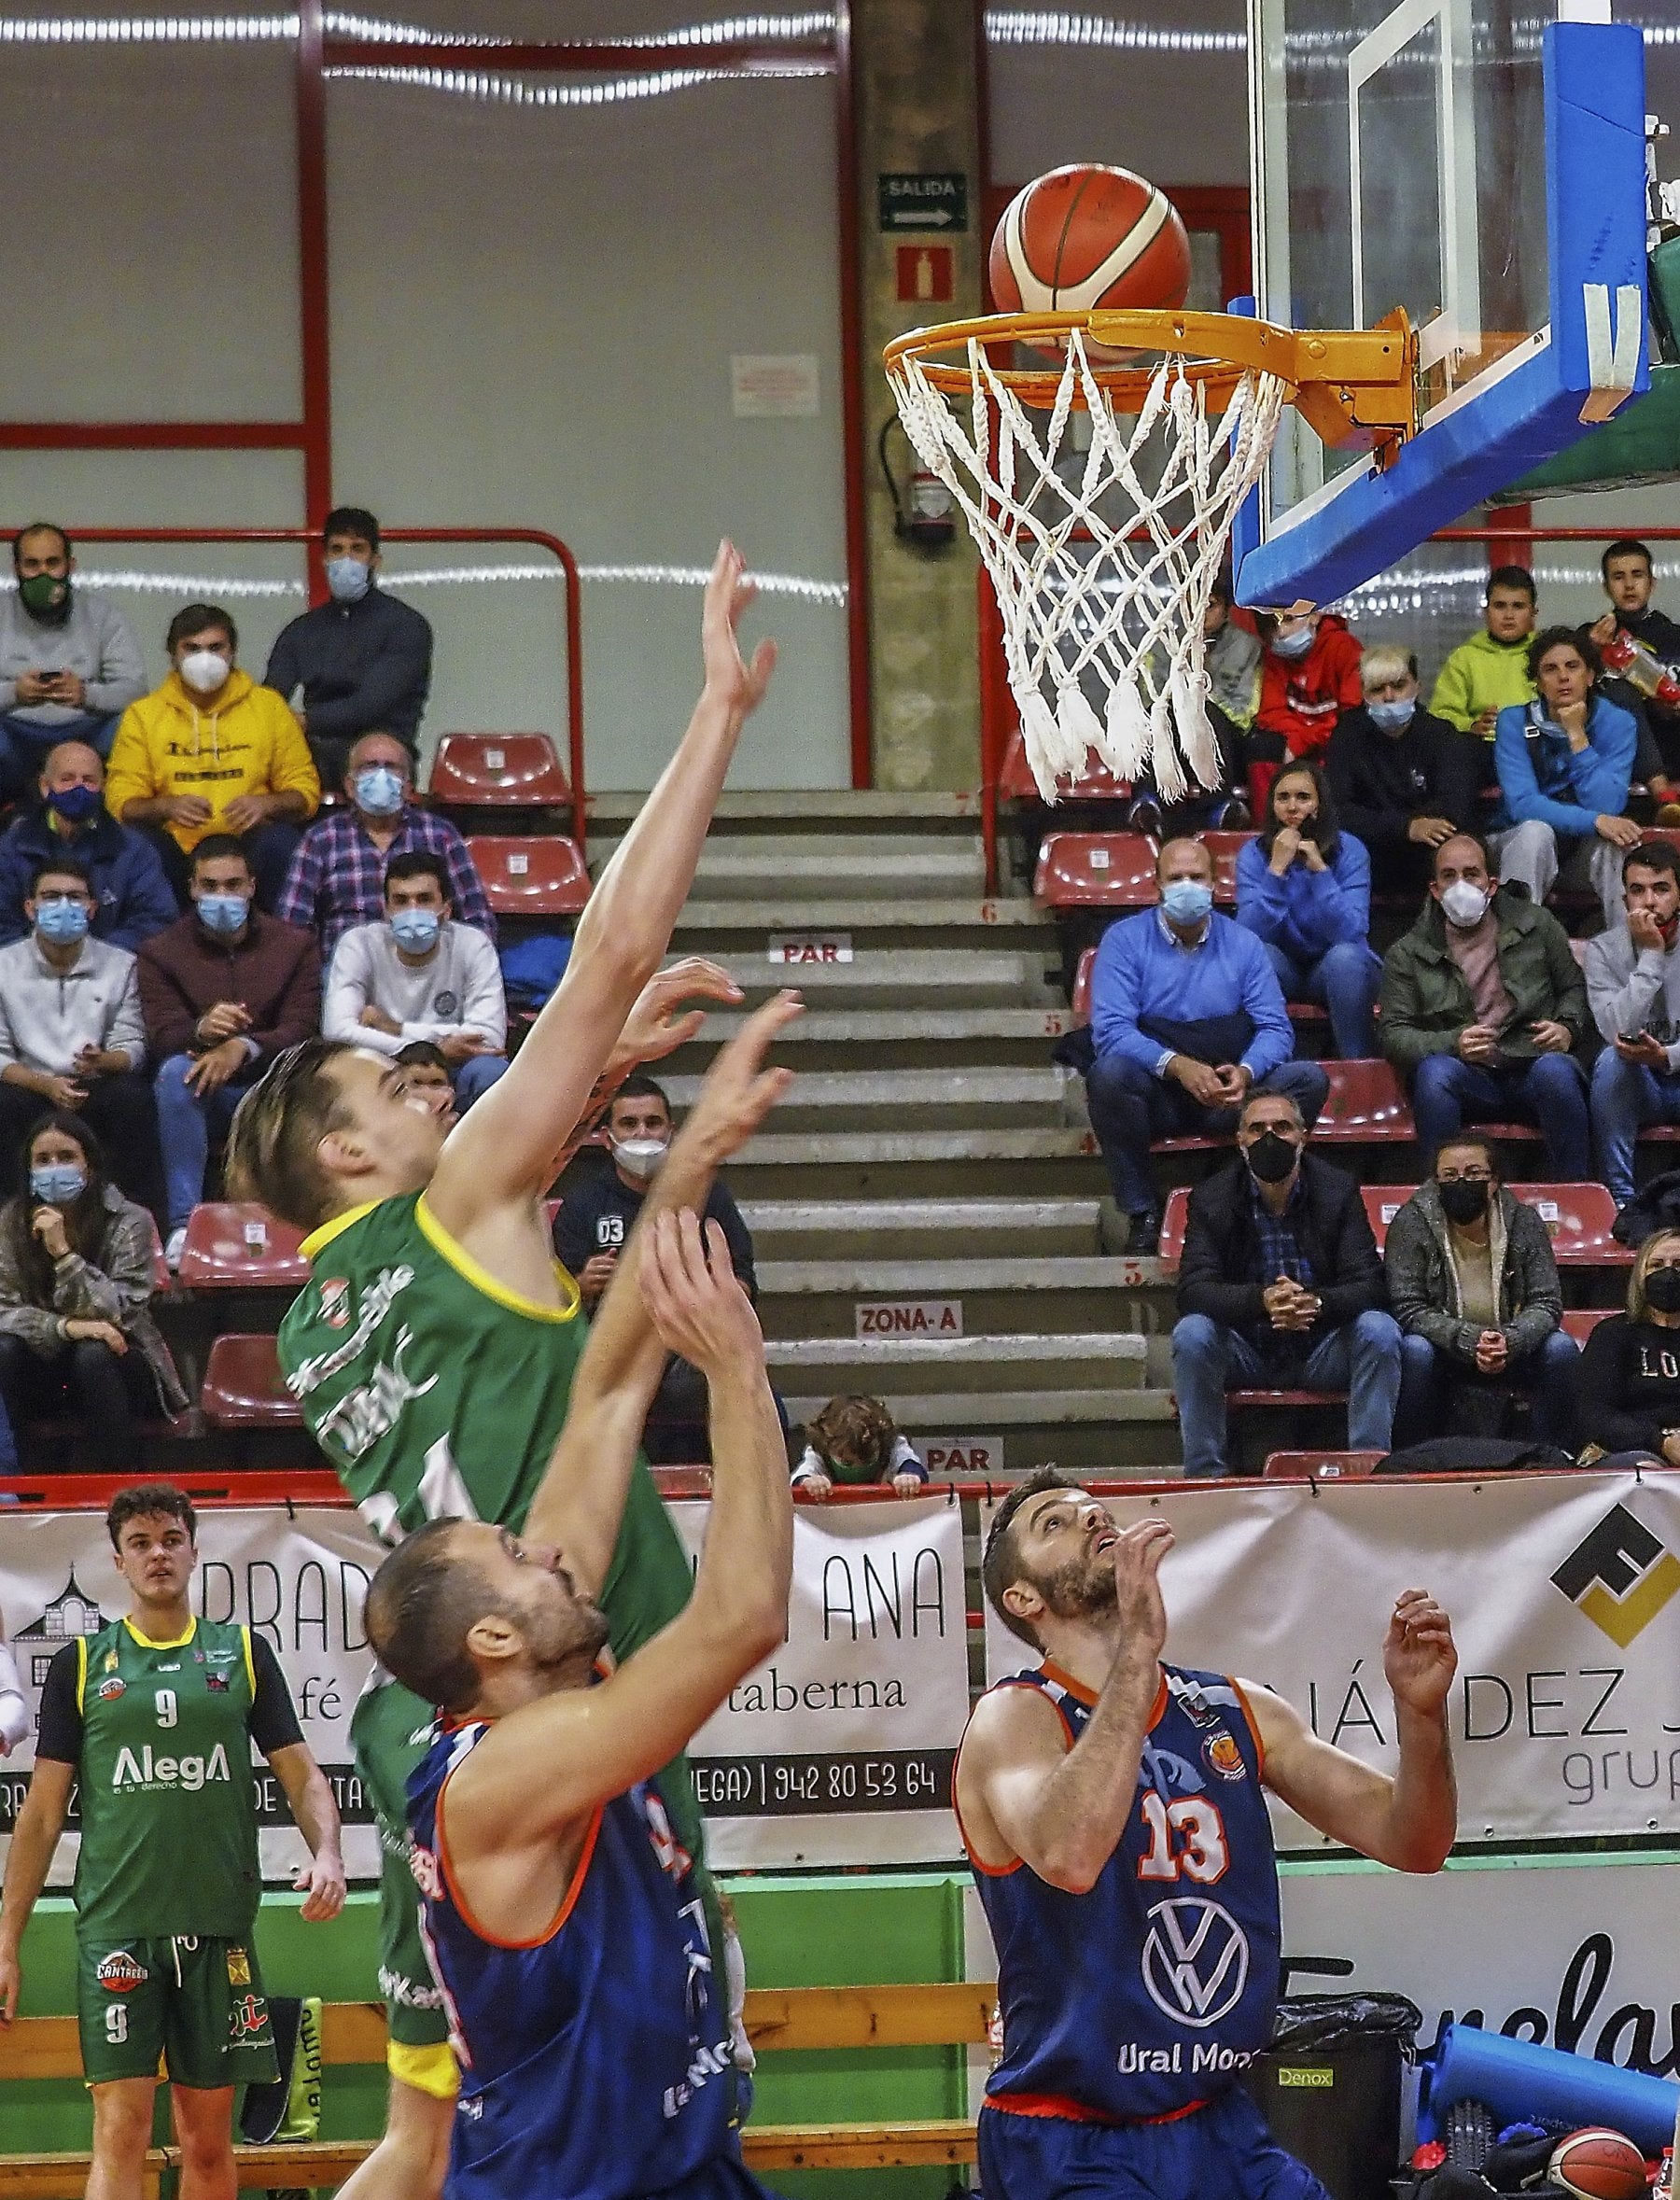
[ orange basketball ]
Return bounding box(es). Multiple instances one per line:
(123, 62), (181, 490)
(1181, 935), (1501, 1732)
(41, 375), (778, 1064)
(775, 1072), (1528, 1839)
(1547, 2128), (1647, 2200)
(989, 163), (1192, 320)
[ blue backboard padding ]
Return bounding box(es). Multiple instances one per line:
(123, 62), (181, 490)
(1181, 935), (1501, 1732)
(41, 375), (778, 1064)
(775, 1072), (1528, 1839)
(1237, 19), (1647, 610)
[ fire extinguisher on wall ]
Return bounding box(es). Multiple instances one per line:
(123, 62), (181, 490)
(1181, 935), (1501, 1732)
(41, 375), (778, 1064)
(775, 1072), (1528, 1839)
(878, 418), (957, 553)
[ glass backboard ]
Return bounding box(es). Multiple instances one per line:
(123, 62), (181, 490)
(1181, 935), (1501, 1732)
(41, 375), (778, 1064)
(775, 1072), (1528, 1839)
(1238, 1), (1649, 610)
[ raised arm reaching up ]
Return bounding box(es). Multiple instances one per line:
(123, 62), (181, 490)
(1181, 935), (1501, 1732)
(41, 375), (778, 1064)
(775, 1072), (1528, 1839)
(427, 543), (777, 1239)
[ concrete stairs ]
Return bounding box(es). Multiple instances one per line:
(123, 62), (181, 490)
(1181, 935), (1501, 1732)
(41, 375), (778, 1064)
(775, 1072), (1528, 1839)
(588, 790), (1182, 1476)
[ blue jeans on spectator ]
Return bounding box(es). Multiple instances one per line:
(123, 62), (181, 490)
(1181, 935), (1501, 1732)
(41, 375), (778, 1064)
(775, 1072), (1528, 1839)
(1262, 941), (1380, 1060)
(1589, 1045), (1680, 1208)
(1396, 1328), (1579, 1448)
(0, 710), (118, 801)
(1171, 1308), (1402, 1478)
(156, 1052), (256, 1232)
(1410, 1051), (1590, 1179)
(1085, 1052), (1330, 1217)
(454, 1053), (509, 1110)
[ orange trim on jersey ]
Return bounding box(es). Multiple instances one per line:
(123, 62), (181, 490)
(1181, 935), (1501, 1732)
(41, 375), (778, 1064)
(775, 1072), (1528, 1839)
(1228, 1676), (1267, 1781)
(1038, 1659), (1169, 1731)
(436, 1769), (604, 1952)
(984, 2092), (1211, 2129)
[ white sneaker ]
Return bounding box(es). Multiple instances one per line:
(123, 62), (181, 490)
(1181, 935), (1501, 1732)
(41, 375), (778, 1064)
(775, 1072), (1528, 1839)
(164, 1227), (188, 1273)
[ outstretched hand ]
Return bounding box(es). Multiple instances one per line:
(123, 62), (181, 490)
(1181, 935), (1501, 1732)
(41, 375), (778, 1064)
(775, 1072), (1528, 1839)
(681, 988), (801, 1166)
(702, 540), (778, 720)
(1383, 1589), (1457, 1717)
(618, 957), (745, 1068)
(641, 1211), (763, 1379)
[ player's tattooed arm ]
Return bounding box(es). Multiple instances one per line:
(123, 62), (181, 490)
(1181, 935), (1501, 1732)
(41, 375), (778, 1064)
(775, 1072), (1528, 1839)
(428, 545), (775, 1228)
(525, 992), (799, 1592)
(1243, 1589), (1458, 1872)
(964, 1520), (1172, 1893)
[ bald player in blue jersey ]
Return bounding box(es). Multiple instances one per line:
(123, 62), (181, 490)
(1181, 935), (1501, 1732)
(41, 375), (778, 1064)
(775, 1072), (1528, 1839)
(958, 1469), (1459, 2200)
(363, 1000), (798, 2200)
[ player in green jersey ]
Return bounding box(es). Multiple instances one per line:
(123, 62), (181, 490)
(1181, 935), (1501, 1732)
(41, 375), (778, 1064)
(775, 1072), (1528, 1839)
(224, 543), (778, 2199)
(0, 1482), (344, 2200)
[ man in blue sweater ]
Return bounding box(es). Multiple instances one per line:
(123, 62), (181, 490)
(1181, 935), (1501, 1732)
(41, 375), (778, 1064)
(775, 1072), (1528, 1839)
(1489, 626), (1640, 930)
(1084, 837), (1329, 1254)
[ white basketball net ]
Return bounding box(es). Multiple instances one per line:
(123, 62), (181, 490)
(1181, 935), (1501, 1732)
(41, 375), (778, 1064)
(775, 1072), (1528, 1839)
(890, 329), (1290, 801)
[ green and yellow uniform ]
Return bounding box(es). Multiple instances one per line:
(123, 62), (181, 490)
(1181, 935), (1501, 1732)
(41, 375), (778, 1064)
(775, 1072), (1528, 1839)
(277, 1190), (704, 2100)
(36, 1615), (297, 2090)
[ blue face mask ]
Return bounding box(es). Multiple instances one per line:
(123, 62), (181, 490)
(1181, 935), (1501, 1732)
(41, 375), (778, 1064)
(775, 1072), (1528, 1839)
(353, 765), (406, 817)
(35, 896), (89, 946)
(325, 554), (372, 604)
(1271, 624), (1315, 660)
(391, 907), (441, 954)
(1367, 696), (1416, 734)
(45, 783), (101, 825)
(31, 1163), (85, 1206)
(196, 893), (249, 936)
(1161, 879), (1214, 928)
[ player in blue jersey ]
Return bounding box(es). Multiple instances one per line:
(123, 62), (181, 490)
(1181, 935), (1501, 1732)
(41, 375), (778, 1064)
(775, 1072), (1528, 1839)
(362, 1001), (796, 2200)
(959, 1468), (1459, 2200)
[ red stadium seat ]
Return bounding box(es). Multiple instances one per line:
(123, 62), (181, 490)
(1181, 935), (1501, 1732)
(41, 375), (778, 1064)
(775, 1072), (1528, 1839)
(176, 1205), (308, 1290)
(428, 734), (569, 809)
(1263, 1450), (1382, 1479)
(200, 1335), (301, 1430)
(1361, 1183), (1629, 1263)
(1071, 946), (1096, 1023)
(1561, 1307), (1617, 1343)
(1309, 1059), (1415, 1144)
(1001, 727), (1130, 804)
(1158, 1186), (1191, 1274)
(467, 834), (591, 918)
(1034, 833), (1158, 910)
(1198, 831), (1252, 908)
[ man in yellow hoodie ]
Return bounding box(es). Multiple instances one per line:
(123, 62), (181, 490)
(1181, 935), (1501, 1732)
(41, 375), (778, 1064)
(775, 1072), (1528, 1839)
(105, 603), (319, 911)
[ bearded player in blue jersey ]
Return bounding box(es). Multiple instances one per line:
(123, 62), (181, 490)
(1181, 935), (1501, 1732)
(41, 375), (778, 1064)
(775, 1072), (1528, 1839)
(361, 1000), (796, 2200)
(959, 1469), (1459, 2200)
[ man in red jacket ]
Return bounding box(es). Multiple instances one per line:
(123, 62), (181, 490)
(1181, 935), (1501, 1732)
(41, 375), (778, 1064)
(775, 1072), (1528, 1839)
(1247, 610), (1365, 814)
(136, 834), (319, 1266)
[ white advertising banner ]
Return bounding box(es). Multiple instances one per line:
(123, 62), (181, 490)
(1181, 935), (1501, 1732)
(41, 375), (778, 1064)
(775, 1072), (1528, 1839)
(673, 1496), (970, 1869)
(962, 1851), (1680, 2109)
(981, 1471), (1680, 1848)
(0, 1507), (385, 1882)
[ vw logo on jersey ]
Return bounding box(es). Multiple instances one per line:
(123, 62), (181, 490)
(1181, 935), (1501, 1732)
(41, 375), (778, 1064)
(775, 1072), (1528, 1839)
(1140, 1897), (1250, 2029)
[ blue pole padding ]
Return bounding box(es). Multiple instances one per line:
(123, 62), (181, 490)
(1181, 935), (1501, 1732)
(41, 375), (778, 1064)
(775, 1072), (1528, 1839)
(1421, 2023), (1680, 2153)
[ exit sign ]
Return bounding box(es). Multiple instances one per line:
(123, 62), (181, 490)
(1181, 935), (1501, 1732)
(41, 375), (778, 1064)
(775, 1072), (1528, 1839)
(878, 172), (968, 232)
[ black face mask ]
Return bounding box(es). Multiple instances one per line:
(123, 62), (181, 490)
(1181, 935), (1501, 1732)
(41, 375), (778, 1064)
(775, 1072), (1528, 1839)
(1437, 1178), (1490, 1226)
(1245, 1131), (1300, 1184)
(1645, 1267), (1680, 1314)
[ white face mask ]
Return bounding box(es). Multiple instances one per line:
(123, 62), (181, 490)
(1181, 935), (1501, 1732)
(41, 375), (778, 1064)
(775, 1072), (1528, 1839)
(610, 1135), (668, 1181)
(1440, 880), (1491, 930)
(178, 649), (229, 695)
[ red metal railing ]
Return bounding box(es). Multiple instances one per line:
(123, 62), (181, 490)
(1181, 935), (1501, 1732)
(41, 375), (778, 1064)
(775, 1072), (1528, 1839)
(981, 522), (1680, 895)
(28, 525), (587, 859)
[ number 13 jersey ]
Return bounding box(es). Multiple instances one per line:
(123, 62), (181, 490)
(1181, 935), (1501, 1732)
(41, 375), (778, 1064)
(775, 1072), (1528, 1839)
(959, 1660), (1281, 2123)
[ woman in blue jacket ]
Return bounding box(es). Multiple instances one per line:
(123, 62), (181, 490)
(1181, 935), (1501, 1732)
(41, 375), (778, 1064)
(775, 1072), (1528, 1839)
(1489, 625), (1641, 930)
(1236, 760), (1379, 1057)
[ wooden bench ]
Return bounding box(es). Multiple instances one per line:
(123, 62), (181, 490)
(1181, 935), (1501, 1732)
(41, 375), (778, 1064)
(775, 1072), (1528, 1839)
(0, 1982), (997, 2192)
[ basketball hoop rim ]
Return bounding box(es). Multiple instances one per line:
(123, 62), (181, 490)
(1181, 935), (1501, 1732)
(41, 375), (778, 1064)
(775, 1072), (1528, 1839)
(884, 306), (1417, 443)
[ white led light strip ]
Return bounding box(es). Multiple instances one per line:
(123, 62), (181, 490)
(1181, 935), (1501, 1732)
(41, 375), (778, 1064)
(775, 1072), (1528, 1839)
(0, 8), (839, 45)
(327, 59), (829, 103)
(983, 10), (1243, 54)
(61, 563), (847, 607)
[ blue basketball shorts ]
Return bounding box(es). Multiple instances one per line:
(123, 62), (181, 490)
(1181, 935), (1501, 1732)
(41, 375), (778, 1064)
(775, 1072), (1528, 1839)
(977, 2087), (1333, 2200)
(651, 2151), (784, 2200)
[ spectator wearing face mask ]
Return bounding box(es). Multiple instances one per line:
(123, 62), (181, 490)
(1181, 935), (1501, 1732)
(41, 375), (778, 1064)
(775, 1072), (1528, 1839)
(1379, 832), (1590, 1179)
(1324, 646), (1483, 900)
(0, 524), (147, 798)
(322, 851), (507, 1107)
(1243, 608), (1365, 815)
(262, 507), (434, 791)
(1386, 1134), (1575, 1446)
(276, 730), (493, 958)
(135, 836), (320, 1268)
(553, 1072), (761, 1462)
(105, 603), (319, 913)
(0, 856), (161, 1215)
(0, 1111), (187, 1468)
(1573, 1228), (1680, 1464)
(0, 740), (176, 952)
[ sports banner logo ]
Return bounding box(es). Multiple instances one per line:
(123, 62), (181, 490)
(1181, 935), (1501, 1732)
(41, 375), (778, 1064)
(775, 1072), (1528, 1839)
(1550, 1504), (1680, 1646)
